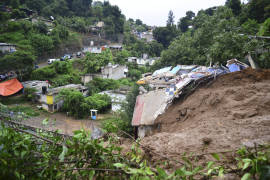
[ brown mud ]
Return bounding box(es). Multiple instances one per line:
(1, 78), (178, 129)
(141, 69), (270, 167)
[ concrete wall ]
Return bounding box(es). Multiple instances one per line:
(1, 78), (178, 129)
(102, 65), (127, 80)
(81, 74), (103, 85)
(138, 125), (155, 138)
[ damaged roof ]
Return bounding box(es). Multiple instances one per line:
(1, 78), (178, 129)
(132, 59), (249, 126)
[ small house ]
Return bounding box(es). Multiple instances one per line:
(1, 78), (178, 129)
(23, 81), (88, 112)
(99, 89), (129, 112)
(0, 43), (16, 53)
(101, 63), (128, 79)
(81, 64), (128, 85)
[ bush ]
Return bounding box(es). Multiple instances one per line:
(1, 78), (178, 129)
(51, 74), (81, 87)
(9, 106), (40, 117)
(86, 78), (120, 95)
(85, 94), (111, 113)
(23, 87), (37, 101)
(57, 89), (86, 118)
(57, 89), (112, 119)
(31, 66), (56, 80)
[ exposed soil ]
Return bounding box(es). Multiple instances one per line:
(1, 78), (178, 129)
(141, 68), (270, 167)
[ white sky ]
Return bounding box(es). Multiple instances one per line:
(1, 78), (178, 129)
(106, 0), (227, 26)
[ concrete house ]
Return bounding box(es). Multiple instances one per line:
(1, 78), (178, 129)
(0, 43), (16, 53)
(81, 63), (128, 85)
(23, 81), (88, 112)
(99, 89), (129, 112)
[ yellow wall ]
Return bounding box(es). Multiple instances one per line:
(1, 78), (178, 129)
(47, 95), (53, 105)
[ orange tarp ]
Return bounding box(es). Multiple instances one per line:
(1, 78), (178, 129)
(0, 78), (23, 96)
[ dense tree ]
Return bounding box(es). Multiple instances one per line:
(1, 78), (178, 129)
(155, 6), (263, 69)
(30, 33), (54, 56)
(226, 0), (241, 16)
(0, 51), (35, 80)
(71, 0), (92, 17)
(241, 19), (260, 34)
(248, 0), (270, 23)
(82, 49), (113, 73)
(33, 21), (48, 34)
(258, 18), (270, 36)
(135, 19), (143, 26)
(148, 40), (164, 57)
(186, 11), (195, 19)
(178, 11), (195, 32)
(153, 26), (178, 48)
(178, 17), (189, 33)
(25, 0), (46, 14)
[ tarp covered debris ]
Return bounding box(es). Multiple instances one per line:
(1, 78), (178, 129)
(0, 78), (23, 96)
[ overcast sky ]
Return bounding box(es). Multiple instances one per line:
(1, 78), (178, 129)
(105, 0), (227, 26)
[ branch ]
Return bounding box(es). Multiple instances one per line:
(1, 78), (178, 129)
(13, 127), (62, 146)
(63, 168), (124, 172)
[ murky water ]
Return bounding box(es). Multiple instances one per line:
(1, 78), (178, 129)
(23, 112), (100, 135)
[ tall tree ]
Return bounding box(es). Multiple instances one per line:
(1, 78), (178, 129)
(178, 11), (195, 32)
(167, 10), (175, 27)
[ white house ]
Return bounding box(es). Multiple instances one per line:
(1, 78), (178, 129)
(0, 43), (16, 53)
(81, 64), (128, 85)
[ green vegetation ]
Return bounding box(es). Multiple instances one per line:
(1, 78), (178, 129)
(22, 87), (37, 102)
(152, 1), (270, 70)
(1, 114), (269, 179)
(8, 105), (40, 117)
(79, 49), (113, 74)
(101, 85), (139, 135)
(31, 61), (81, 87)
(57, 88), (111, 119)
(86, 77), (134, 96)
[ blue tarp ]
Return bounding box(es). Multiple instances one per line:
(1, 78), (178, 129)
(228, 63), (241, 72)
(170, 66), (181, 75)
(153, 66), (172, 76)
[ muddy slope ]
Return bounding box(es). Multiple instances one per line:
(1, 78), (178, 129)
(141, 69), (270, 162)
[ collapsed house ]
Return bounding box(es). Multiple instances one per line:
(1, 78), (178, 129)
(132, 60), (249, 138)
(23, 81), (88, 112)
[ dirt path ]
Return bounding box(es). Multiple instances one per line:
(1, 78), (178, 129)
(141, 69), (270, 166)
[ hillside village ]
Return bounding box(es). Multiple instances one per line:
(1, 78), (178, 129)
(0, 0), (270, 179)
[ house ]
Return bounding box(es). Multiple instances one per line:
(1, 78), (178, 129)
(140, 31), (154, 42)
(101, 63), (128, 79)
(96, 21), (104, 28)
(23, 81), (88, 112)
(31, 17), (54, 27)
(109, 44), (122, 51)
(83, 47), (102, 54)
(19, 8), (35, 17)
(127, 57), (138, 63)
(99, 89), (129, 112)
(81, 64), (128, 85)
(127, 56), (159, 66)
(0, 43), (16, 53)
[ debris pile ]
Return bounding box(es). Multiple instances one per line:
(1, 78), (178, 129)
(132, 62), (240, 138)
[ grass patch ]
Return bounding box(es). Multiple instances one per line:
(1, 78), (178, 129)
(0, 96), (26, 105)
(9, 105), (40, 117)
